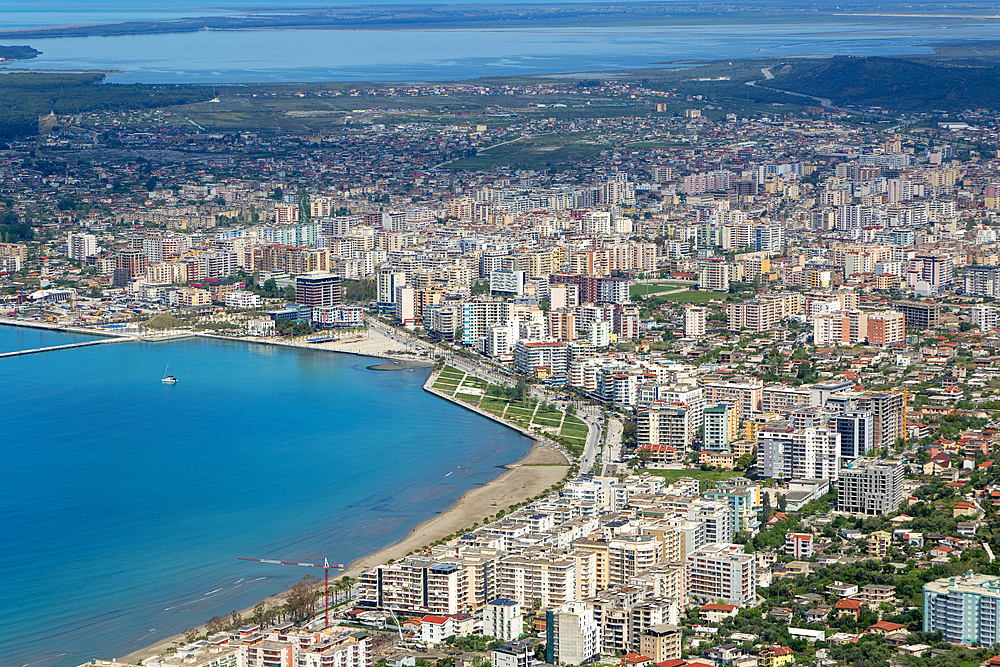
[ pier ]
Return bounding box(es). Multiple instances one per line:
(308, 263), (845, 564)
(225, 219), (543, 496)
(0, 337), (135, 359)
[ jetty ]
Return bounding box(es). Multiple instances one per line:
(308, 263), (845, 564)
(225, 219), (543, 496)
(0, 337), (134, 359)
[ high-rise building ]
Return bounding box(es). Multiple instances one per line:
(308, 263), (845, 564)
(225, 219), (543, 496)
(295, 272), (341, 307)
(686, 543), (756, 606)
(113, 249), (148, 287)
(703, 403), (737, 453)
(924, 573), (1000, 645)
(68, 233), (98, 260)
(866, 311), (905, 347)
(608, 536), (660, 588)
(547, 602), (601, 666)
(972, 305), (999, 331)
(837, 458), (904, 515)
(965, 265), (1000, 297)
(697, 259), (730, 292)
(484, 599), (523, 641)
(684, 306), (707, 339)
(758, 423), (841, 481)
(892, 300), (940, 329)
(835, 411), (874, 459)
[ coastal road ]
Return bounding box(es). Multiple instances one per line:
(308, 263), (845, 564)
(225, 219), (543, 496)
(601, 417), (624, 477)
(580, 417), (601, 474)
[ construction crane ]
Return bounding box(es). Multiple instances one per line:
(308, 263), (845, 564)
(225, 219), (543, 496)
(238, 557), (344, 629)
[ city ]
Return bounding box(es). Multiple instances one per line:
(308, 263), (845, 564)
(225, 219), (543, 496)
(5, 58), (1000, 667)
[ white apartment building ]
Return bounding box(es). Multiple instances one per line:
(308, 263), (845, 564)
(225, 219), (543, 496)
(358, 558), (463, 615)
(484, 598), (523, 641)
(972, 305), (999, 331)
(686, 543), (757, 606)
(499, 553), (577, 608)
(550, 602), (601, 666)
(684, 306), (707, 339)
(837, 458), (905, 515)
(68, 232), (98, 260)
(758, 423), (842, 481)
(608, 536), (660, 588)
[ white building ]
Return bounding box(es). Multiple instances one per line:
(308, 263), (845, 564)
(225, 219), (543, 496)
(484, 598), (523, 641)
(550, 602), (601, 666)
(837, 458), (905, 515)
(225, 291), (262, 309)
(972, 305), (999, 331)
(758, 423), (842, 481)
(684, 306), (707, 339)
(68, 232), (98, 260)
(686, 543), (756, 606)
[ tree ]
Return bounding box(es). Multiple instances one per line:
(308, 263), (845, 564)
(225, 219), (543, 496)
(298, 188), (311, 224)
(285, 574), (320, 621)
(183, 628), (199, 643)
(270, 186), (284, 201)
(777, 493), (787, 512)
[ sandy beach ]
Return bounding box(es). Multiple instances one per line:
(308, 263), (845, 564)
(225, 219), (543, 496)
(122, 442), (568, 664)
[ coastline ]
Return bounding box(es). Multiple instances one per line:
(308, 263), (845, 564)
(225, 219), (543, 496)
(121, 443), (569, 664)
(118, 330), (571, 665)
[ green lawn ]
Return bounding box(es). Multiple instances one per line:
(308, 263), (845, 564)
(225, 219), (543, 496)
(456, 393), (482, 403)
(659, 290), (728, 304)
(630, 284), (688, 299)
(640, 468), (741, 491)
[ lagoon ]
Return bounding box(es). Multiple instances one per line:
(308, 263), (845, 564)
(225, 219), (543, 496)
(7, 17), (1000, 83)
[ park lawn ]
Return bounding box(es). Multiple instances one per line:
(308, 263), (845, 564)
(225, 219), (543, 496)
(439, 366), (465, 376)
(481, 397), (509, 411)
(640, 468), (741, 491)
(433, 379), (461, 389)
(660, 290), (728, 304)
(629, 284), (687, 299)
(561, 427), (589, 440)
(563, 415), (587, 429)
(533, 418), (563, 428)
(456, 393), (483, 403)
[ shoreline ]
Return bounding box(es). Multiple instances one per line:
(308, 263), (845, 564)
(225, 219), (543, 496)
(118, 333), (571, 665)
(122, 443), (569, 664)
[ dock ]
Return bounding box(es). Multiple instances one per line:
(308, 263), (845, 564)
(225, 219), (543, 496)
(0, 337), (135, 359)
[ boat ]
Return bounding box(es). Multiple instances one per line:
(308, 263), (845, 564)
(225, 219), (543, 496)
(162, 362), (178, 385)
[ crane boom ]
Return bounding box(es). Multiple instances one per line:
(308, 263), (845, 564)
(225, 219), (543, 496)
(238, 556), (344, 629)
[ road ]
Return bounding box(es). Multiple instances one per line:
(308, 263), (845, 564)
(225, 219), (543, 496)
(601, 417), (624, 477)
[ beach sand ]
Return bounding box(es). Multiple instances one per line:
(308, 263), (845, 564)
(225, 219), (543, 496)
(121, 442), (569, 664)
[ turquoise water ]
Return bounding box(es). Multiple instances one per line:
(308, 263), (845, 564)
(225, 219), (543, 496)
(0, 330), (532, 667)
(0, 324), (103, 354)
(9, 17), (1000, 83)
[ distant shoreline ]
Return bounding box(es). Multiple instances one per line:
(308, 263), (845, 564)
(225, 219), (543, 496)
(3, 5), (996, 41)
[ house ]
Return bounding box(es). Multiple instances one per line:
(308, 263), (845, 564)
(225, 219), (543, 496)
(701, 644), (744, 665)
(419, 615), (456, 644)
(867, 531), (892, 557)
(827, 633), (860, 645)
(868, 621), (906, 637)
(804, 608), (830, 624)
(698, 603), (739, 623)
(835, 599), (862, 620)
(386, 656), (417, 667)
(794, 593), (824, 607)
(857, 583), (896, 607)
(787, 627), (825, 642)
(768, 608), (793, 624)
(759, 646), (794, 667)
(826, 581), (859, 598)
(953, 501), (978, 518)
(622, 653), (654, 667)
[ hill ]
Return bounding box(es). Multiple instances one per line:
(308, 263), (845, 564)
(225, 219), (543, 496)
(768, 56), (1000, 112)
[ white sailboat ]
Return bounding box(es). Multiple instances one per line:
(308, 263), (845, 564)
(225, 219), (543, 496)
(162, 361), (178, 384)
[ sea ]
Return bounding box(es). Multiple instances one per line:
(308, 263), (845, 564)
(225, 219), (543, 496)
(0, 325), (534, 667)
(1, 1), (1000, 83)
